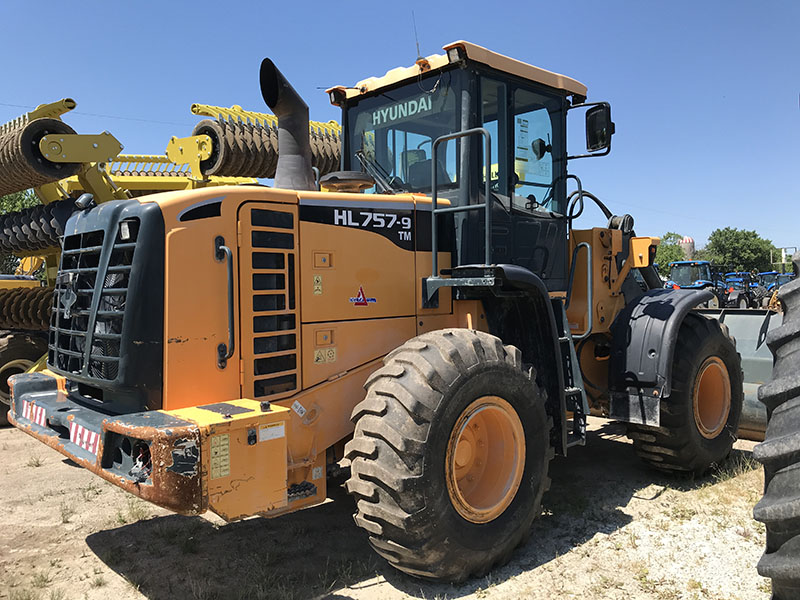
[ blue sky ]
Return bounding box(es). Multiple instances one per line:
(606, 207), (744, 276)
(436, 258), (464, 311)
(1, 1), (797, 248)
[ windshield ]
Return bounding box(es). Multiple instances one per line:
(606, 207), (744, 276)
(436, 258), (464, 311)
(346, 70), (461, 193)
(727, 279), (746, 291)
(760, 273), (778, 286)
(670, 263), (711, 286)
(778, 274), (794, 285)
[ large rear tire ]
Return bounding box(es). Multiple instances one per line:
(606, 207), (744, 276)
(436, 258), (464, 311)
(345, 329), (552, 582)
(0, 333), (48, 426)
(754, 264), (800, 599)
(626, 313), (743, 475)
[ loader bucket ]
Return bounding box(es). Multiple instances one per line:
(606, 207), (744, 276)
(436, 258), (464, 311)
(697, 308), (781, 441)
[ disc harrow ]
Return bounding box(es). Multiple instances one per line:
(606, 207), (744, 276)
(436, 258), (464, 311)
(0, 287), (53, 331)
(0, 118), (81, 197)
(190, 118), (341, 179)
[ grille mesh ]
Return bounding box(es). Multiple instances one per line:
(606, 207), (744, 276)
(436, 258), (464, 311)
(49, 220), (139, 381)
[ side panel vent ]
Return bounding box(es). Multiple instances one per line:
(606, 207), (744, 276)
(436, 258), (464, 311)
(239, 204), (300, 400)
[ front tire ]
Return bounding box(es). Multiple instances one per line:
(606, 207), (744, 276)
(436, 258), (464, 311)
(627, 313), (743, 475)
(345, 329), (552, 582)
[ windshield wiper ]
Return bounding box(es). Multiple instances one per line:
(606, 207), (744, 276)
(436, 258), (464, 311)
(355, 150), (398, 194)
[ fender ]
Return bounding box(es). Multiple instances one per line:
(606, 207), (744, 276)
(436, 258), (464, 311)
(452, 263), (569, 454)
(608, 288), (713, 426)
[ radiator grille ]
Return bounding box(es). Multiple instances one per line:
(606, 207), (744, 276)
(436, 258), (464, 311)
(243, 206), (299, 398)
(49, 219), (139, 380)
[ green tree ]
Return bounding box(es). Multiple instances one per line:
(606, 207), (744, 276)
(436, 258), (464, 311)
(704, 227), (776, 272)
(654, 231), (685, 277)
(0, 189), (41, 273)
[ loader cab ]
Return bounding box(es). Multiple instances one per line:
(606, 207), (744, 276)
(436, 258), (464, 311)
(331, 43), (592, 292)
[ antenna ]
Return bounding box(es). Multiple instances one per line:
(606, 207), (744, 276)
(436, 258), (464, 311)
(412, 11), (422, 60)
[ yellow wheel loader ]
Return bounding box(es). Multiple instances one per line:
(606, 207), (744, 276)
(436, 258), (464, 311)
(8, 42), (753, 581)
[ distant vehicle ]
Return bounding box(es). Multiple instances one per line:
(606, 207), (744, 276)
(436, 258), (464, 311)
(760, 271), (796, 291)
(758, 271), (781, 291)
(725, 274), (759, 308)
(666, 261), (713, 289)
(666, 261), (728, 307)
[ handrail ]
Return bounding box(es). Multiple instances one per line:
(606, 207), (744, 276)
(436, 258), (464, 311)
(431, 127), (492, 277)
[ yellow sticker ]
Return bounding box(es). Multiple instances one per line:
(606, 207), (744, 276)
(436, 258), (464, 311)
(314, 347), (337, 364)
(210, 434), (230, 479)
(313, 274), (323, 295)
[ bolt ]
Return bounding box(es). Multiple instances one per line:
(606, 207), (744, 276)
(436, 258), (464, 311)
(92, 143), (98, 149)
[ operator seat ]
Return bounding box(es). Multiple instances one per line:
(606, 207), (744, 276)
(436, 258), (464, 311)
(408, 159), (451, 190)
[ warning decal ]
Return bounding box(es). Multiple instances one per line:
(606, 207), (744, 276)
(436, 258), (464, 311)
(210, 434), (230, 480)
(259, 422), (285, 442)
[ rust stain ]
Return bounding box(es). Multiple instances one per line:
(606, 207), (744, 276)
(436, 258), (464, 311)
(10, 410), (206, 515)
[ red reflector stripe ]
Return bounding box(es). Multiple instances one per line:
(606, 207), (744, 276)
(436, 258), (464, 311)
(69, 421), (100, 456)
(22, 401), (47, 428)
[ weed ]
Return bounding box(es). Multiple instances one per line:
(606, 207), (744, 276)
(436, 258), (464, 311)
(100, 545), (124, 566)
(126, 497), (150, 522)
(80, 482), (102, 502)
(153, 521), (182, 542)
(669, 505), (697, 521)
(758, 579), (771, 594)
(59, 502), (75, 524)
(189, 577), (218, 600)
(89, 575), (106, 588)
(47, 590), (66, 600)
(687, 578), (708, 594)
(714, 451), (759, 483)
(48, 558), (61, 568)
(628, 529), (639, 549)
(26, 455), (43, 468)
(10, 589), (40, 600)
(31, 572), (51, 588)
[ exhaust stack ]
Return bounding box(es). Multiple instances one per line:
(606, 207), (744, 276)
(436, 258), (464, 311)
(259, 59), (315, 191)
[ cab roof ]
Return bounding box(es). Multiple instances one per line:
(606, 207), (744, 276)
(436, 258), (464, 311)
(327, 41), (587, 104)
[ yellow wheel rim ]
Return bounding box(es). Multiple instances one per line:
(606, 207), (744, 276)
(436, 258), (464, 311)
(445, 396), (525, 523)
(692, 356), (732, 439)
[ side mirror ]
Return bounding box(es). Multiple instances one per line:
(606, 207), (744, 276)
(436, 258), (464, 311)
(586, 104), (614, 152)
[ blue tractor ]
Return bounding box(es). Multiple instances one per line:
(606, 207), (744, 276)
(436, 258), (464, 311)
(666, 261), (728, 307)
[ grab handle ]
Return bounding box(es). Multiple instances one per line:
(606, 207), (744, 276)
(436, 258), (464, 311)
(214, 236), (235, 368)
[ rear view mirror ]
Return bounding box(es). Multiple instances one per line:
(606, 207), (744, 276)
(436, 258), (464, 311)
(586, 104), (614, 152)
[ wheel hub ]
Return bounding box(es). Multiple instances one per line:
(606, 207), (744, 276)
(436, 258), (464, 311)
(692, 356), (732, 439)
(446, 396), (525, 523)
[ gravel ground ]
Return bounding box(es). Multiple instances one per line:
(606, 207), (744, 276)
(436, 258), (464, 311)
(1, 418), (770, 600)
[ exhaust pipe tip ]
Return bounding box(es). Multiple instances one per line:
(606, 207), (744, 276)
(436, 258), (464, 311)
(258, 58), (314, 191)
(259, 59), (282, 110)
